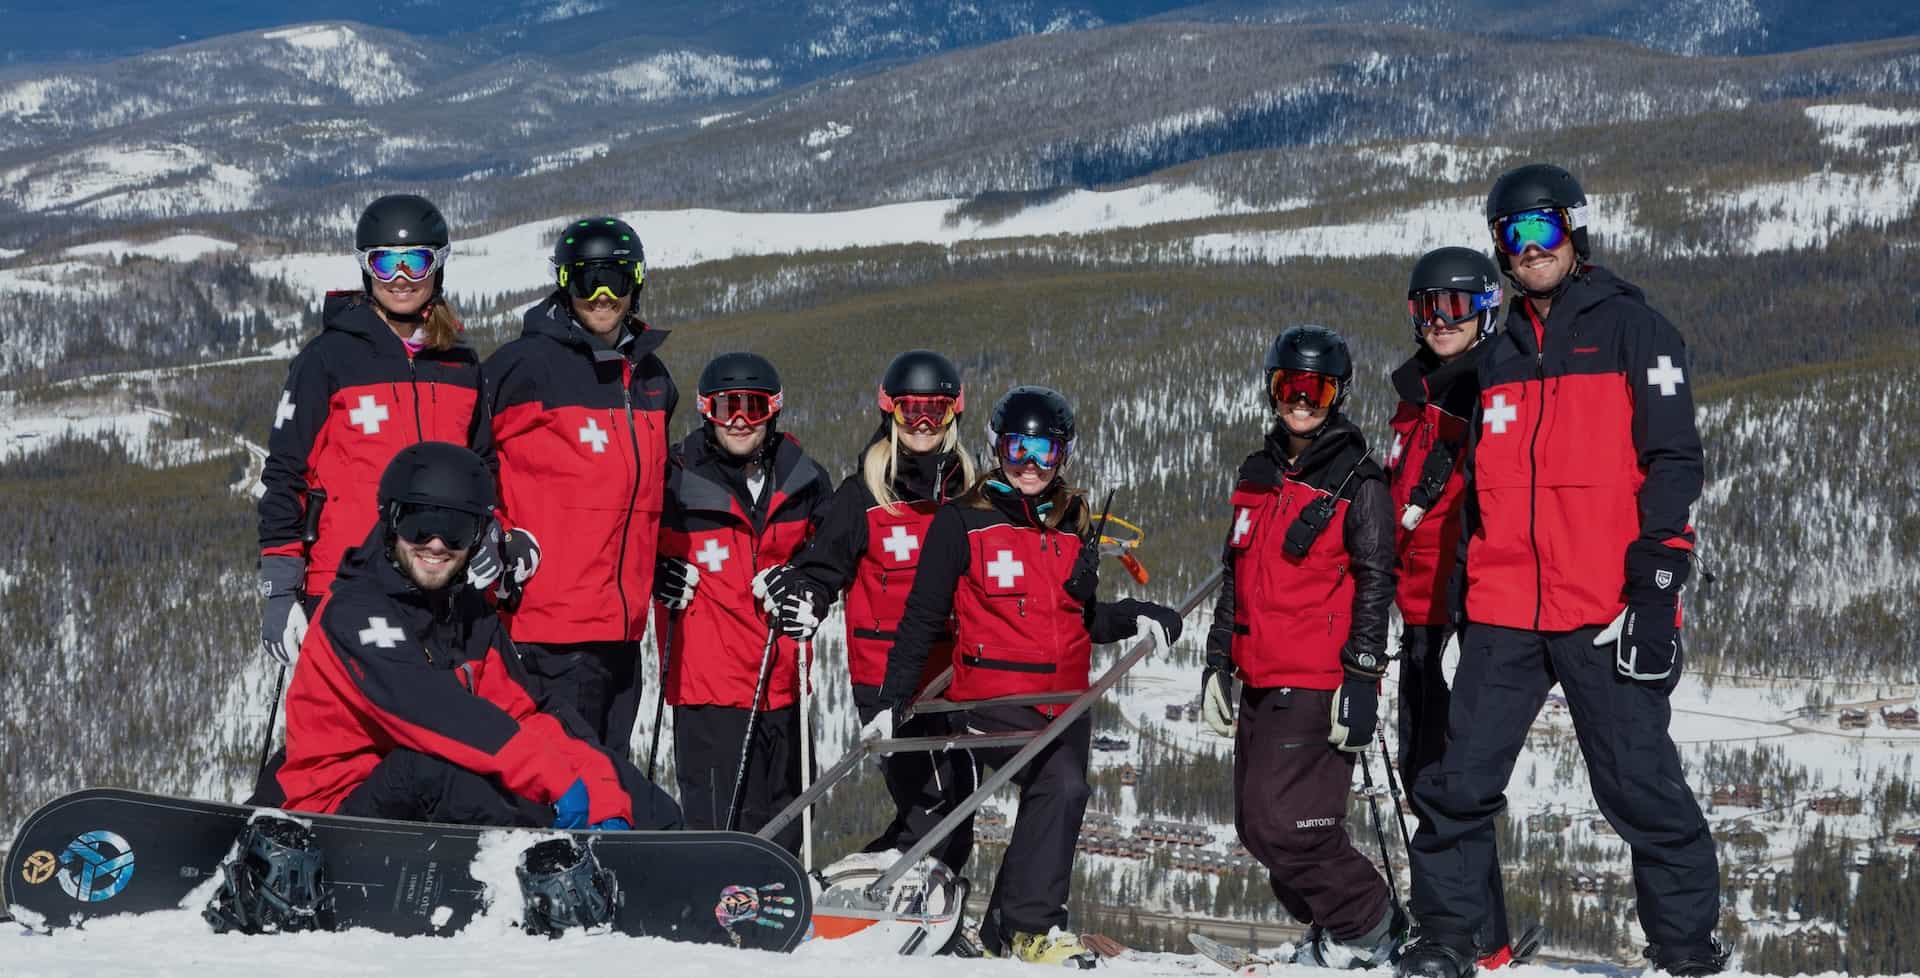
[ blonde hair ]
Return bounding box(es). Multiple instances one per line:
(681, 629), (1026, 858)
(863, 421), (976, 514)
(418, 297), (464, 352)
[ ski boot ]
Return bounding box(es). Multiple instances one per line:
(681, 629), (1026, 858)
(1475, 922), (1545, 970)
(1647, 938), (1731, 977)
(204, 815), (334, 935)
(516, 837), (621, 938)
(1396, 935), (1478, 978)
(1006, 927), (1099, 968)
(1298, 904), (1407, 969)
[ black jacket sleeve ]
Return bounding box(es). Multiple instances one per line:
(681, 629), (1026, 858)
(1341, 475), (1397, 679)
(258, 345), (332, 558)
(879, 505), (968, 706)
(791, 476), (870, 599)
(1622, 303), (1704, 555)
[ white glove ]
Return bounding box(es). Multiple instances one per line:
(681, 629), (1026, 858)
(1201, 666), (1236, 738)
(860, 710), (895, 743)
(1400, 503), (1427, 531)
(1134, 614), (1171, 652)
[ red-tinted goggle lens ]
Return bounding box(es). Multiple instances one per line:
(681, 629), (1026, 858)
(360, 246), (447, 283)
(699, 389), (782, 426)
(888, 394), (957, 430)
(996, 433), (1069, 470)
(1270, 369), (1342, 410)
(1493, 208), (1570, 256)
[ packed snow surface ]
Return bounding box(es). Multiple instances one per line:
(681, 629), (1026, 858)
(65, 235), (236, 262)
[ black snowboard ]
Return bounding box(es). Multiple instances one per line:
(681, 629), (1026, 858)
(4, 788), (811, 951)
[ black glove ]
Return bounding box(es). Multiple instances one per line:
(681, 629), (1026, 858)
(465, 519), (506, 591)
(1328, 674), (1379, 752)
(772, 587), (825, 641)
(259, 555), (307, 666)
(1601, 542), (1691, 682)
(1134, 602), (1184, 645)
(1062, 536), (1100, 605)
(1201, 649), (1236, 737)
(752, 563), (807, 613)
(654, 556), (699, 610)
(498, 528), (541, 599)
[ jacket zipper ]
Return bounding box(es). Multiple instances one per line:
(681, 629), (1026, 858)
(1527, 339), (1547, 631)
(616, 362), (643, 639)
(407, 355), (424, 441)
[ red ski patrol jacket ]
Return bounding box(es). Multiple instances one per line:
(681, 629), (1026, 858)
(258, 292), (487, 598)
(277, 530), (630, 826)
(1385, 349), (1480, 626)
(1207, 418), (1396, 690)
(485, 294), (676, 643)
(1465, 266), (1703, 632)
(789, 432), (970, 691)
(657, 431), (832, 711)
(880, 481), (1154, 716)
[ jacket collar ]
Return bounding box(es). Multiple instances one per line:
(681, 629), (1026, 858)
(1392, 344), (1483, 414)
(675, 429), (822, 524)
(1239, 414), (1369, 490)
(523, 291), (668, 365)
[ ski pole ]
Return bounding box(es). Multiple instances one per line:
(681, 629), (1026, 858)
(1359, 748), (1404, 915)
(255, 664), (286, 782)
(798, 637), (814, 871)
(725, 622), (780, 832)
(1375, 727), (1414, 856)
(646, 614), (675, 781)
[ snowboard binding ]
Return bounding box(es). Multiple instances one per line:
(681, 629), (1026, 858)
(204, 815), (334, 935)
(516, 838), (621, 938)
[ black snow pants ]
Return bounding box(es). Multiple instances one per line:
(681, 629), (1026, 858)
(673, 703), (804, 854)
(517, 640), (643, 756)
(1397, 624), (1510, 953)
(966, 704), (1091, 951)
(1407, 623), (1719, 956)
(854, 684), (977, 873)
(337, 747), (683, 829)
(1234, 685), (1390, 942)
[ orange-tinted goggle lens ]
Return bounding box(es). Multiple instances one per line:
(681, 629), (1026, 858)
(889, 394), (957, 430)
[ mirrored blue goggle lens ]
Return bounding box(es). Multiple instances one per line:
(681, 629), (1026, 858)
(1496, 210), (1569, 256)
(997, 433), (1066, 469)
(363, 247), (443, 282)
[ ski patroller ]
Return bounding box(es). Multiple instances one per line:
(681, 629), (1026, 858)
(760, 564), (1226, 953)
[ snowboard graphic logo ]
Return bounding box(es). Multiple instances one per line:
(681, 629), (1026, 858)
(20, 849), (57, 885)
(57, 830), (136, 902)
(715, 882), (797, 932)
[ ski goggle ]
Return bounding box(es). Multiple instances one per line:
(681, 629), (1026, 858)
(995, 433), (1070, 470)
(391, 502), (486, 550)
(359, 246), (448, 283)
(1408, 287), (1502, 330)
(1269, 369), (1343, 410)
(558, 259), (645, 301)
(1492, 208), (1571, 256)
(880, 392), (959, 430)
(699, 389), (783, 427)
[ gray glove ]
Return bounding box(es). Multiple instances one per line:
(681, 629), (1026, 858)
(259, 555), (308, 666)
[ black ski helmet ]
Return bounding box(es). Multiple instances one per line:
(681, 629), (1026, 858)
(990, 385), (1075, 442)
(879, 349), (965, 417)
(551, 216), (646, 297)
(698, 351), (782, 397)
(376, 442), (494, 549)
(1485, 163), (1590, 268)
(355, 193), (451, 302)
(1406, 247), (1504, 344)
(1264, 324), (1353, 428)
(697, 352), (784, 459)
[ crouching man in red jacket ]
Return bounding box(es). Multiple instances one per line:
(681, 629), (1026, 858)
(276, 442), (682, 832)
